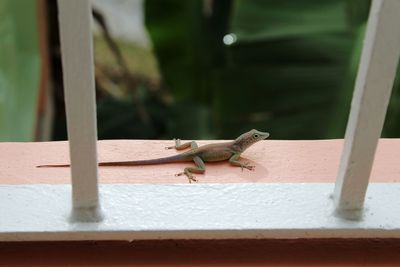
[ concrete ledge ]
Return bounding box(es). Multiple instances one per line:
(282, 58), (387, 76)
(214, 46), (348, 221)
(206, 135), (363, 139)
(1, 139), (400, 241)
(1, 139), (400, 184)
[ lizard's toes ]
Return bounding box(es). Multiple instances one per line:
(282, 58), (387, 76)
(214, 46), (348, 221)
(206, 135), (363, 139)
(175, 172), (184, 177)
(243, 162), (255, 171)
(247, 165), (256, 171)
(188, 176), (198, 183)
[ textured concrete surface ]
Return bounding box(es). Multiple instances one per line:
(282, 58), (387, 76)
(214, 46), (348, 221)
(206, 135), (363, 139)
(1, 139), (400, 184)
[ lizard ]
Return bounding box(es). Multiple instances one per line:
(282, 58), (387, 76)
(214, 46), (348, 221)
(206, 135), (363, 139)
(37, 129), (270, 183)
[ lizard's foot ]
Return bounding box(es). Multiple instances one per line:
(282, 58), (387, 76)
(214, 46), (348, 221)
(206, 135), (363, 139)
(241, 162), (255, 172)
(165, 138), (179, 149)
(175, 172), (198, 183)
(188, 175), (198, 183)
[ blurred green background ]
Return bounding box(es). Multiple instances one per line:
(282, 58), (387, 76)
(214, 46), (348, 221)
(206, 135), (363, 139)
(0, 0), (41, 141)
(1, 0), (400, 142)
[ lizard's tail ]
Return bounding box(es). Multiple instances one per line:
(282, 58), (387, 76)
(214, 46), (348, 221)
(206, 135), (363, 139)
(37, 163), (70, 167)
(36, 154), (187, 168)
(98, 154), (186, 166)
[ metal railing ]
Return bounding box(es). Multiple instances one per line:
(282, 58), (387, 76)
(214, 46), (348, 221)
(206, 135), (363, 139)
(58, 0), (400, 222)
(58, 0), (102, 221)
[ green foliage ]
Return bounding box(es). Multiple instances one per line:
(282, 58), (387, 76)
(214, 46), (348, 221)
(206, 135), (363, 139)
(224, 0), (370, 139)
(119, 0), (400, 140)
(146, 0), (378, 139)
(0, 0), (40, 141)
(231, 0), (347, 42)
(93, 35), (160, 80)
(383, 67), (400, 137)
(146, 0), (211, 100)
(97, 90), (167, 139)
(145, 0), (233, 139)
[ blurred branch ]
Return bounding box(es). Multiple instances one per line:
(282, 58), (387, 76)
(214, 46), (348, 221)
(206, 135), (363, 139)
(92, 8), (171, 124)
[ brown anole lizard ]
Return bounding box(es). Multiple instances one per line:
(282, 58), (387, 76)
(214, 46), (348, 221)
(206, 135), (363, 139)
(37, 129), (269, 183)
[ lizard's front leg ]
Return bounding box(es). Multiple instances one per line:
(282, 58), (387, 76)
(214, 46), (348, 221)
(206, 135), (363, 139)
(229, 153), (255, 171)
(176, 156), (205, 183)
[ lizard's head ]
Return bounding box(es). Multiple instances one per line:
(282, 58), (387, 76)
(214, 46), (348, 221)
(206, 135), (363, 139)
(234, 129), (269, 152)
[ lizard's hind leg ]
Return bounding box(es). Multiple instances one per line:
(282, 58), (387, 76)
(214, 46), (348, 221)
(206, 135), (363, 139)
(166, 139), (198, 150)
(169, 140), (203, 183)
(176, 156), (205, 183)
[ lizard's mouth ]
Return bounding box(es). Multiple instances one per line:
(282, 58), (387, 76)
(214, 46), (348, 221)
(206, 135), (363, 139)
(258, 131), (270, 140)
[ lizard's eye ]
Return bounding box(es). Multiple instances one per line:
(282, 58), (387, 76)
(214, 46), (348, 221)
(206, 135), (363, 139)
(254, 134), (259, 138)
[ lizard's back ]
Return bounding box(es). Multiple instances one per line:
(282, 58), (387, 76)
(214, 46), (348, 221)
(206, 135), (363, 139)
(185, 142), (235, 162)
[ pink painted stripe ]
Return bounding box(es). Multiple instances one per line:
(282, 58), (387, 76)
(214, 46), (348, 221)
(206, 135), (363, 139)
(1, 139), (399, 184)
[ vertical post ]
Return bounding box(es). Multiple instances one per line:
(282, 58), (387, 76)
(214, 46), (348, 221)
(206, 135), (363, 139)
(58, 0), (102, 222)
(334, 0), (400, 218)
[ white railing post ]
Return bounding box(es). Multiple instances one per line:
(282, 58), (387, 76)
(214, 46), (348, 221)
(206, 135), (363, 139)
(334, 0), (400, 218)
(58, 0), (103, 222)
